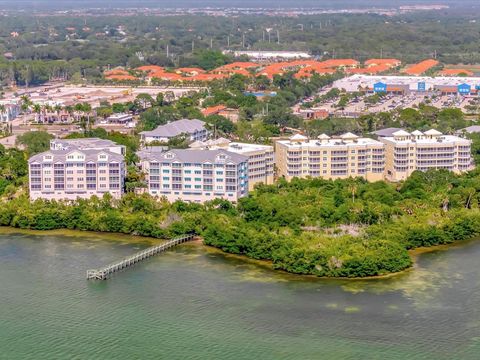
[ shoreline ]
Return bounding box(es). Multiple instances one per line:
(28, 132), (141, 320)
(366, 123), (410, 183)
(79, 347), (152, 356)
(0, 226), (476, 280)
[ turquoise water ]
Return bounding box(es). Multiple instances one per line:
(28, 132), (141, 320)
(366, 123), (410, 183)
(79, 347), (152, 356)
(1, 232), (480, 359)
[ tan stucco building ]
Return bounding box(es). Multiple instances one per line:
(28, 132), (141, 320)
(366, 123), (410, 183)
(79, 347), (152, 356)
(275, 133), (385, 182)
(379, 129), (473, 181)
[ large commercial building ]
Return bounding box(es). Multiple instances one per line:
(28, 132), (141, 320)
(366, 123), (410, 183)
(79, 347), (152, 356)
(189, 138), (275, 190)
(138, 148), (249, 203)
(275, 133), (385, 182)
(379, 129), (473, 181)
(333, 75), (480, 96)
(222, 50), (312, 61)
(28, 138), (126, 201)
(139, 119), (208, 144)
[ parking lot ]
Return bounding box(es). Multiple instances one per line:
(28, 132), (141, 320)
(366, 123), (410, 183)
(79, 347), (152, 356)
(300, 86), (480, 118)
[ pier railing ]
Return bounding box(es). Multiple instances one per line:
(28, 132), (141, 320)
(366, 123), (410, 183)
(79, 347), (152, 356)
(86, 234), (195, 280)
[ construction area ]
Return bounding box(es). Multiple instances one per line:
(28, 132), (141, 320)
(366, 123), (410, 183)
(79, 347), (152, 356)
(6, 84), (203, 109)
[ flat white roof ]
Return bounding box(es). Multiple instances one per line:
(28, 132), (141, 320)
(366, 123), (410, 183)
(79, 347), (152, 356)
(227, 142), (273, 154)
(333, 74), (480, 92)
(277, 137), (383, 148)
(381, 135), (470, 145)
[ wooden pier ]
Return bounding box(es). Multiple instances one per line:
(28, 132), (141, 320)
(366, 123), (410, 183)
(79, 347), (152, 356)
(86, 234), (195, 280)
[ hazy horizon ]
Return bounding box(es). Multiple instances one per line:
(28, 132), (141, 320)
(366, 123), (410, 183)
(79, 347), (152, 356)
(0, 0), (477, 11)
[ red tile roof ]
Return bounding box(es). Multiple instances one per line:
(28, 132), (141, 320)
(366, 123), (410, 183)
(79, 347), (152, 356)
(104, 69), (130, 76)
(105, 74), (137, 81)
(177, 67), (206, 74)
(365, 58), (401, 67)
(438, 68), (474, 76)
(201, 105), (227, 116)
(403, 59), (439, 75)
(137, 65), (165, 73)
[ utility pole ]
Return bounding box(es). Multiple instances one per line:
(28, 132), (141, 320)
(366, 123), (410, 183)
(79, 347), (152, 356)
(227, 35), (230, 47)
(210, 38), (213, 49)
(242, 33), (245, 48)
(380, 48), (383, 59)
(166, 44), (169, 57)
(277, 30), (280, 44)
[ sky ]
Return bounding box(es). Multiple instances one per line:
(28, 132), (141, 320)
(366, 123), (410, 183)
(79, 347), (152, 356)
(0, 0), (474, 11)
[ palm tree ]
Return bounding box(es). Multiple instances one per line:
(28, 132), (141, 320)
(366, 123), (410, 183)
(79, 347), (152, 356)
(32, 103), (42, 122)
(54, 104), (63, 122)
(20, 95), (32, 113)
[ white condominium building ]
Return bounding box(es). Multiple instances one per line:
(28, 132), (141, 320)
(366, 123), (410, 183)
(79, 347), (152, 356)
(379, 129), (473, 181)
(28, 138), (126, 201)
(138, 148), (249, 203)
(275, 133), (385, 182)
(189, 138), (275, 191)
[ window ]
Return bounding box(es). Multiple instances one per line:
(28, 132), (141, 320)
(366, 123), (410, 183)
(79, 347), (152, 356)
(162, 169), (170, 174)
(194, 177), (201, 182)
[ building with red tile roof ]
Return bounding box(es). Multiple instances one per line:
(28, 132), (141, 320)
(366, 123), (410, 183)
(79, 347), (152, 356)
(438, 68), (474, 76)
(403, 59), (439, 76)
(346, 64), (390, 75)
(319, 59), (360, 68)
(105, 74), (138, 81)
(104, 68), (130, 76)
(137, 65), (165, 73)
(201, 105), (227, 117)
(365, 59), (401, 68)
(176, 67), (206, 76)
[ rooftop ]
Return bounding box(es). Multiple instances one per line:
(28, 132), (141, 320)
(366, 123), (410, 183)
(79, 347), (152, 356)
(140, 119), (206, 138)
(29, 147), (124, 164)
(381, 131), (470, 145)
(277, 133), (383, 148)
(138, 148), (248, 165)
(50, 138), (120, 151)
(372, 128), (404, 137)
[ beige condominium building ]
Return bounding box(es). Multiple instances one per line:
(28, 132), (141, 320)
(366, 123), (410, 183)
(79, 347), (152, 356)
(189, 138), (274, 191)
(138, 148), (249, 203)
(275, 133), (385, 182)
(28, 138), (126, 201)
(379, 129), (473, 181)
